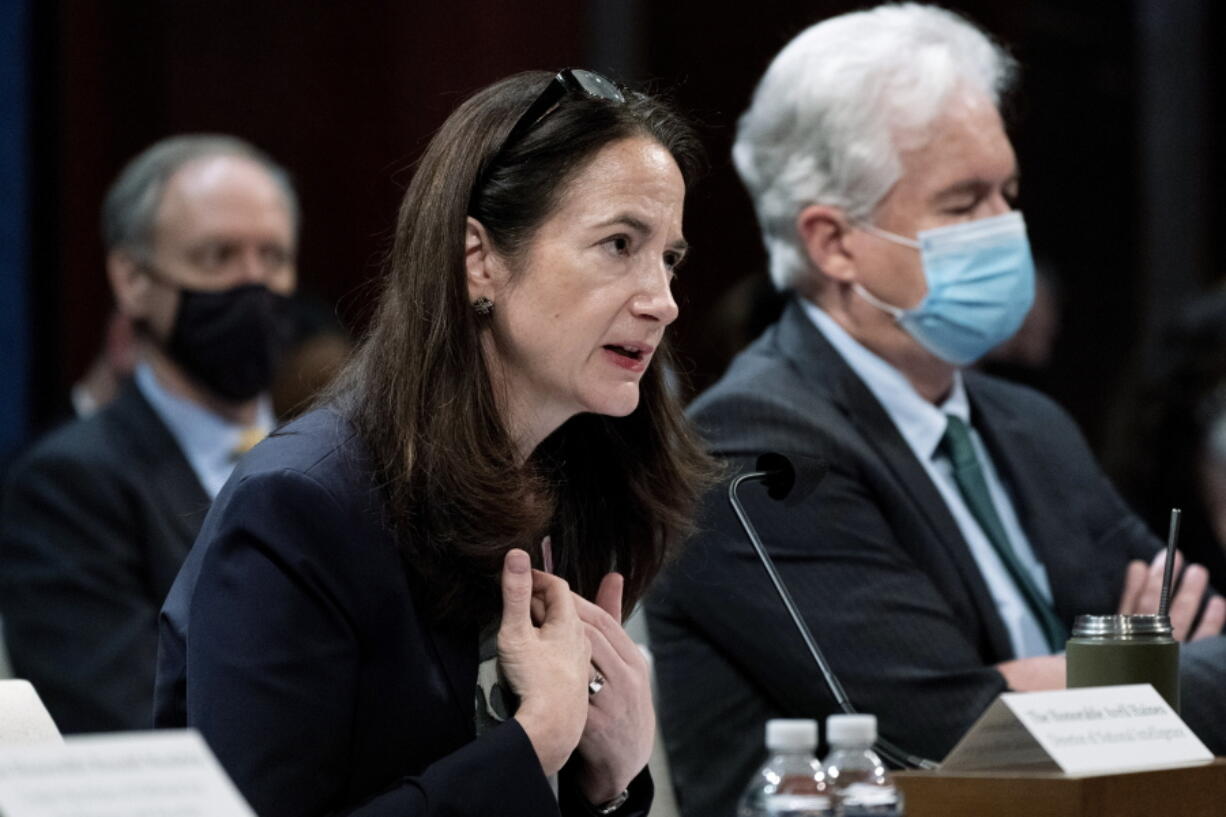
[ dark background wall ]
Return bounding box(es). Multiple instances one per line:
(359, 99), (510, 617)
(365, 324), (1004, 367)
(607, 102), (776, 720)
(13, 0), (1225, 459)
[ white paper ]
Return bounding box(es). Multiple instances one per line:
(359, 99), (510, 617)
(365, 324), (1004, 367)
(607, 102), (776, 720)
(942, 684), (1212, 775)
(0, 681), (62, 746)
(0, 729), (255, 817)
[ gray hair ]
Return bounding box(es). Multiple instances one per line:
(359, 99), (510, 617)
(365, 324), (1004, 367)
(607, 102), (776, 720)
(101, 134), (299, 262)
(732, 3), (1017, 291)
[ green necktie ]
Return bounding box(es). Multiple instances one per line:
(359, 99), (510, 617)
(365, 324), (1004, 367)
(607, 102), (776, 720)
(939, 414), (1068, 653)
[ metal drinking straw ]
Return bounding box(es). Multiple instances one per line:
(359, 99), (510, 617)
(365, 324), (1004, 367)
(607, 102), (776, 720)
(1158, 508), (1182, 618)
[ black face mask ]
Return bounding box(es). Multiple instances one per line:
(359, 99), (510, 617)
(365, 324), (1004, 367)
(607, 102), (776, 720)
(165, 284), (293, 402)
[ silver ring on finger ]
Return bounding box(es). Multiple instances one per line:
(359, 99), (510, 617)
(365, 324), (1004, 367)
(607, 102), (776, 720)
(588, 671), (606, 697)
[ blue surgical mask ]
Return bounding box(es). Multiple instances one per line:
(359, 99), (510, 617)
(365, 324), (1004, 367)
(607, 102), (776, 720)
(853, 211), (1036, 365)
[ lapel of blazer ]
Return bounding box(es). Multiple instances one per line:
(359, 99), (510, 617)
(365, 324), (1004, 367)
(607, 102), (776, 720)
(110, 382), (212, 551)
(339, 423), (480, 738)
(775, 301), (1015, 660)
(430, 616), (479, 737)
(420, 608), (479, 738)
(964, 376), (1080, 625)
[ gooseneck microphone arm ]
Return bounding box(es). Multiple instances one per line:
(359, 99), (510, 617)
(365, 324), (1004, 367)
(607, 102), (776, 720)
(729, 457), (938, 771)
(728, 469), (855, 711)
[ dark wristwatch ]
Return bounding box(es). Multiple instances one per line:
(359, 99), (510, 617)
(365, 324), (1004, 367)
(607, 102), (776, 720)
(594, 788), (629, 815)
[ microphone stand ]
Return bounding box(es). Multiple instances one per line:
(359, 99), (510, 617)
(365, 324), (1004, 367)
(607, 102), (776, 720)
(730, 468), (938, 771)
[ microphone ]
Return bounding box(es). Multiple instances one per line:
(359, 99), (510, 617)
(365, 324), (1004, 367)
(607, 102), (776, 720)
(729, 452), (938, 771)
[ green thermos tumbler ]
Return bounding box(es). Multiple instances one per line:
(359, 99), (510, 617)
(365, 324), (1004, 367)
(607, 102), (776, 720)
(1065, 614), (1179, 712)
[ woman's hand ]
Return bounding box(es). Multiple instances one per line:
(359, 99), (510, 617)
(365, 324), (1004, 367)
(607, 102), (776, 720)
(500, 548), (591, 777)
(573, 573), (655, 805)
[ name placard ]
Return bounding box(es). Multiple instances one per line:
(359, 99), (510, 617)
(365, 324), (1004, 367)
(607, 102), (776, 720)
(0, 729), (254, 817)
(941, 684), (1212, 775)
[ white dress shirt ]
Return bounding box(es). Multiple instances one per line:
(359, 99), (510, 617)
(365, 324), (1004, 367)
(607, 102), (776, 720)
(135, 362), (275, 500)
(801, 301), (1056, 658)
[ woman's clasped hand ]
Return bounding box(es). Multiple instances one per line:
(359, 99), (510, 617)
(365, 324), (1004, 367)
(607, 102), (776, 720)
(500, 547), (656, 803)
(500, 547), (591, 777)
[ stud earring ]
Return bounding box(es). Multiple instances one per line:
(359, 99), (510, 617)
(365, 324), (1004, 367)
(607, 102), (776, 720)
(472, 296), (494, 316)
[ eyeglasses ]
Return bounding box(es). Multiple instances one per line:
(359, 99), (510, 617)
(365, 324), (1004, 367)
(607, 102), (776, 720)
(491, 68), (626, 166)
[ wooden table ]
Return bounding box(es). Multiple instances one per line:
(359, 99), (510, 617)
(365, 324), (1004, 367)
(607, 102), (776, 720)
(894, 758), (1226, 817)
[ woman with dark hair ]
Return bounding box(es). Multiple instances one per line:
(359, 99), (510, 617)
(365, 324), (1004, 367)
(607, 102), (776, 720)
(154, 70), (714, 817)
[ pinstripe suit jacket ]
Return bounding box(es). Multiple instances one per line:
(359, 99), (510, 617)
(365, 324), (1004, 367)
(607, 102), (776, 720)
(645, 299), (1226, 817)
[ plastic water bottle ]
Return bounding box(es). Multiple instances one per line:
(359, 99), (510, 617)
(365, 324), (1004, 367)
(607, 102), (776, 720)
(738, 718), (832, 816)
(822, 715), (903, 816)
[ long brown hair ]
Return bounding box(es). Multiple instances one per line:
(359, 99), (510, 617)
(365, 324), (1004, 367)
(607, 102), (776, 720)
(335, 72), (715, 625)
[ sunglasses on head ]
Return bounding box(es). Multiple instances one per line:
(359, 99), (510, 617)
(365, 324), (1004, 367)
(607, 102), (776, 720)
(477, 69), (625, 187)
(500, 68), (625, 151)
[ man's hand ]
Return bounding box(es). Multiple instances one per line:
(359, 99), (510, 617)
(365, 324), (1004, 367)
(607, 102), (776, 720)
(1116, 550), (1226, 641)
(996, 655), (1066, 691)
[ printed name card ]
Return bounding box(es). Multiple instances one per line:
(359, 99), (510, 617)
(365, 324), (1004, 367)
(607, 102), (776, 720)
(941, 684), (1212, 775)
(0, 729), (255, 817)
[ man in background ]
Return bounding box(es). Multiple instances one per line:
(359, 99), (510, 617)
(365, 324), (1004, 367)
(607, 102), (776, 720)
(0, 134), (298, 732)
(646, 6), (1226, 816)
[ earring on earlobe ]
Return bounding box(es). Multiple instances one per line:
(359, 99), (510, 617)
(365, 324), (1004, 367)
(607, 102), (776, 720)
(472, 296), (494, 316)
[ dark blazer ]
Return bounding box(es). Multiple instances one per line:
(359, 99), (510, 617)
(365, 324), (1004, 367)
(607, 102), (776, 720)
(645, 301), (1226, 817)
(0, 382), (209, 733)
(154, 408), (652, 817)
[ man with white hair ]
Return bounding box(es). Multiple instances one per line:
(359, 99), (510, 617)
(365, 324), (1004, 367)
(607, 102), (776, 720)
(646, 5), (1226, 815)
(0, 135), (297, 733)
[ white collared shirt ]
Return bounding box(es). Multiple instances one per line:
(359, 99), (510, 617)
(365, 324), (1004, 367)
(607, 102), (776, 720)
(800, 300), (1055, 659)
(135, 363), (275, 500)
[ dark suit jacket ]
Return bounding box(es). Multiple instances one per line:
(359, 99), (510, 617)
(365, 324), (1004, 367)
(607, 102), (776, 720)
(154, 407), (651, 817)
(0, 382), (209, 733)
(646, 301), (1226, 817)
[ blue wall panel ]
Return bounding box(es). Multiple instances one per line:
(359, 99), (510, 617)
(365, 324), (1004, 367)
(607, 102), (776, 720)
(0, 0), (30, 458)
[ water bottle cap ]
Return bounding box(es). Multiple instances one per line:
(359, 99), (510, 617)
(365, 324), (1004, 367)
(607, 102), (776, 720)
(765, 718), (818, 751)
(826, 713), (877, 745)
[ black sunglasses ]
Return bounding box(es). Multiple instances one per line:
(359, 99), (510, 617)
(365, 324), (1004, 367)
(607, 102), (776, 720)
(488, 69), (625, 169)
